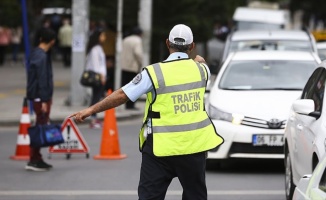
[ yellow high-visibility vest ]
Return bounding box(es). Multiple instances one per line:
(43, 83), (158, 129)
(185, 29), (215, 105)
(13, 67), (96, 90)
(139, 59), (224, 156)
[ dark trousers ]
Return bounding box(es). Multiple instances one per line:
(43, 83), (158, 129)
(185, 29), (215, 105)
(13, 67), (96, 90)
(30, 100), (52, 162)
(105, 67), (115, 92)
(122, 70), (137, 109)
(138, 134), (207, 200)
(61, 46), (71, 67)
(12, 44), (19, 62)
(90, 84), (104, 117)
(0, 45), (7, 65)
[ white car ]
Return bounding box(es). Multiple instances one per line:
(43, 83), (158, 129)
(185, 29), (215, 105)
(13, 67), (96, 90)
(206, 51), (320, 169)
(221, 29), (318, 62)
(292, 153), (326, 200)
(284, 60), (326, 200)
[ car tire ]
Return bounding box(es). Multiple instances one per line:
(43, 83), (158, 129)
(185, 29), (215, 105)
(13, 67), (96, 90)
(285, 148), (295, 200)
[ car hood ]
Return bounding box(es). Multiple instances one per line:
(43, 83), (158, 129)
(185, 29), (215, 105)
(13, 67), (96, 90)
(208, 89), (301, 120)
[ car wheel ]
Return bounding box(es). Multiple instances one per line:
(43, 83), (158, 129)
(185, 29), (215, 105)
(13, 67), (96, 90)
(285, 148), (295, 200)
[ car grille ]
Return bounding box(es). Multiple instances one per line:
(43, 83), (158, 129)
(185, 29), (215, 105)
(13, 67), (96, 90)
(241, 116), (286, 129)
(230, 142), (284, 154)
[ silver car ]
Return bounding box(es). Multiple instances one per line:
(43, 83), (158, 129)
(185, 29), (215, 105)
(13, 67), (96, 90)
(222, 29), (318, 63)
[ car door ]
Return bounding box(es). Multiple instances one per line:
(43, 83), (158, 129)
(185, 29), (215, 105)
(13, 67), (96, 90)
(309, 160), (326, 199)
(296, 68), (326, 178)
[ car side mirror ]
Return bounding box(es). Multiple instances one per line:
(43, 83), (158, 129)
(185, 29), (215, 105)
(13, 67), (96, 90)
(308, 111), (321, 119)
(293, 99), (320, 119)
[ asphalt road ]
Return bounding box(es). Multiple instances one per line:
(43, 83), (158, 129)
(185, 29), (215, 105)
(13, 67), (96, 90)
(0, 117), (286, 200)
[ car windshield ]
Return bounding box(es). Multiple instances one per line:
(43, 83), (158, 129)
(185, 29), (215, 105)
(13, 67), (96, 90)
(219, 60), (317, 90)
(318, 48), (326, 60)
(229, 40), (313, 53)
(237, 21), (282, 30)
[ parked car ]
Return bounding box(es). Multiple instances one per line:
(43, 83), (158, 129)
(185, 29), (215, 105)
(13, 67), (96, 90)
(284, 60), (326, 200)
(221, 29), (318, 63)
(317, 42), (326, 61)
(206, 50), (320, 169)
(292, 152), (326, 200)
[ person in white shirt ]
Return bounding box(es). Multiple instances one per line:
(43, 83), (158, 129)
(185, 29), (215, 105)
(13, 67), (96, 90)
(120, 27), (143, 110)
(85, 29), (107, 128)
(58, 18), (72, 67)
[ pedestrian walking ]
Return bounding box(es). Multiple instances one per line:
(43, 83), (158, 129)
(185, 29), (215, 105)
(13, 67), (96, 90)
(0, 25), (11, 66)
(70, 24), (224, 200)
(85, 29), (107, 129)
(11, 25), (22, 63)
(58, 18), (72, 67)
(120, 26), (143, 110)
(25, 28), (56, 171)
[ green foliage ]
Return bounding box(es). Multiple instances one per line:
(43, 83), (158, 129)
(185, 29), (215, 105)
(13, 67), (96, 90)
(0, 0), (21, 26)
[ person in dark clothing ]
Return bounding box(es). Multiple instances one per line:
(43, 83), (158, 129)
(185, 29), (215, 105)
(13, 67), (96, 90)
(26, 28), (56, 171)
(105, 56), (115, 92)
(121, 27), (143, 110)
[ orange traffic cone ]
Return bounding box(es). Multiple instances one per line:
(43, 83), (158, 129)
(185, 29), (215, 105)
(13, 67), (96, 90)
(10, 98), (30, 160)
(93, 90), (127, 160)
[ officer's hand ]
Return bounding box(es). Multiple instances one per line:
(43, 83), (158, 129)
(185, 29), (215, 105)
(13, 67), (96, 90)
(194, 55), (206, 64)
(69, 107), (93, 123)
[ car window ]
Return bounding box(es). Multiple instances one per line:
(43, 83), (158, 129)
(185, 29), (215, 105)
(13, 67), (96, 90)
(319, 168), (326, 192)
(302, 68), (326, 112)
(314, 72), (326, 112)
(229, 40), (313, 53)
(302, 68), (323, 99)
(219, 60), (317, 90)
(236, 21), (281, 30)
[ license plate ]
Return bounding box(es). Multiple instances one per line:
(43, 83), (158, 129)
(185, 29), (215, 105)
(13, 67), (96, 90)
(252, 134), (284, 146)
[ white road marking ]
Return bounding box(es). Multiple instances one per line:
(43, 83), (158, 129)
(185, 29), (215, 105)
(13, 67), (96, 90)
(0, 190), (284, 196)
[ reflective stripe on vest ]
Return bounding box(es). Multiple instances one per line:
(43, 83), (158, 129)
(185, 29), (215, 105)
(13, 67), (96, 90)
(153, 63), (206, 94)
(152, 118), (211, 133)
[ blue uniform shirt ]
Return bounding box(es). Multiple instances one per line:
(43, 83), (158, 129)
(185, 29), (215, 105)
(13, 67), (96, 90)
(121, 52), (211, 136)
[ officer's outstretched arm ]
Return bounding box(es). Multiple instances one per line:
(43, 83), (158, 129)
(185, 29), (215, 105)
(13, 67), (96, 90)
(69, 89), (129, 122)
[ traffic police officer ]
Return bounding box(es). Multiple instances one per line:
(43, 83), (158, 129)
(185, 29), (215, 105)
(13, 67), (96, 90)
(70, 24), (224, 200)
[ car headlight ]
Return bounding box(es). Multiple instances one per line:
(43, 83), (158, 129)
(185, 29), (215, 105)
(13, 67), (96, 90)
(208, 104), (244, 125)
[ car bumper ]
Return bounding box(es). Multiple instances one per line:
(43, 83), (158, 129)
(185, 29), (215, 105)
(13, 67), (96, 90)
(207, 120), (285, 160)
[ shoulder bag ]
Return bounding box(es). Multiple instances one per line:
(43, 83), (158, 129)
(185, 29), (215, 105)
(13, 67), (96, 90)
(28, 124), (64, 147)
(80, 70), (102, 87)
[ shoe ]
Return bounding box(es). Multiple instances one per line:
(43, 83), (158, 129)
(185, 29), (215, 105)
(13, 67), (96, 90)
(40, 160), (53, 168)
(25, 161), (51, 171)
(89, 120), (102, 129)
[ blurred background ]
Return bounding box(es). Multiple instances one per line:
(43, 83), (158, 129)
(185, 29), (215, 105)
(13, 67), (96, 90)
(1, 0), (326, 106)
(1, 0), (325, 65)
